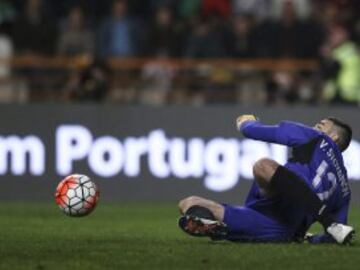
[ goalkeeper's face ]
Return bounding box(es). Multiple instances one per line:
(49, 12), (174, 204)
(314, 119), (338, 142)
(314, 119), (333, 134)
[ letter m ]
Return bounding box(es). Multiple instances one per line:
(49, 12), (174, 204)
(0, 136), (45, 175)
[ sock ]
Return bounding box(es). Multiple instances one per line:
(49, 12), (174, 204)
(270, 166), (334, 229)
(185, 205), (216, 220)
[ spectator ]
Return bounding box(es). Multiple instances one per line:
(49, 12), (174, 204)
(177, 0), (202, 20)
(147, 0), (177, 16)
(202, 0), (231, 18)
(12, 0), (57, 55)
(64, 59), (111, 102)
(249, 18), (278, 58)
(270, 0), (311, 20)
(266, 71), (300, 104)
(184, 18), (228, 58)
(227, 15), (255, 58)
(146, 6), (179, 57)
(57, 6), (94, 57)
(298, 3), (326, 59)
(353, 4), (360, 45)
(97, 0), (138, 58)
(248, 0), (309, 58)
(0, 22), (15, 102)
(321, 24), (360, 105)
(319, 0), (354, 25)
(0, 0), (16, 35)
(272, 0), (309, 58)
(0, 24), (12, 77)
(231, 0), (270, 19)
(262, 1), (325, 104)
(317, 2), (340, 26)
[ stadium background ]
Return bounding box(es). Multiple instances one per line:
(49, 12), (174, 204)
(1, 105), (360, 206)
(0, 0), (360, 204)
(1, 1), (360, 269)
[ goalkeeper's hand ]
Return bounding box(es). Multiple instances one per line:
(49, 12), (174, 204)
(236, 114), (258, 130)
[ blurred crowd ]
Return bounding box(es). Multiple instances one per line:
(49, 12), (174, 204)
(1, 0), (360, 105)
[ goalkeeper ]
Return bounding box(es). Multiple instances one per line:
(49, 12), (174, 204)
(178, 115), (355, 244)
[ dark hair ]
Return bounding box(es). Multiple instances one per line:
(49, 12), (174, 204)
(326, 117), (352, 151)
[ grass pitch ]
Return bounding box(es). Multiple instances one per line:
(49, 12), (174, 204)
(0, 203), (359, 270)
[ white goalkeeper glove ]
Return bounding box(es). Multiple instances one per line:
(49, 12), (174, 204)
(236, 114), (258, 130)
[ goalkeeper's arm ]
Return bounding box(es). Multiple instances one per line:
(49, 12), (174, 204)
(236, 115), (321, 147)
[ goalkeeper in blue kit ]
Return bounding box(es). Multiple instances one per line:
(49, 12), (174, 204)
(178, 115), (355, 244)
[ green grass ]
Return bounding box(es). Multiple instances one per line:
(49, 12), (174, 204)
(0, 203), (359, 270)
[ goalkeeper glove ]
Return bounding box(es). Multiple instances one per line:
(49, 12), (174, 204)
(236, 114), (258, 130)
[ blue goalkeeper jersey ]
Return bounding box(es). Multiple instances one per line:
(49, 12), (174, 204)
(240, 120), (351, 241)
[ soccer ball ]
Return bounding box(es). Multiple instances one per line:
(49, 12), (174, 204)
(55, 174), (99, 217)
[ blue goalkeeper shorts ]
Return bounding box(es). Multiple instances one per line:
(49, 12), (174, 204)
(222, 204), (295, 242)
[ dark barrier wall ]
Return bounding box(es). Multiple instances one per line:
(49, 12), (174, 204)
(0, 104), (360, 205)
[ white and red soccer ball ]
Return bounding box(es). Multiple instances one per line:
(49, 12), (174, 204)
(55, 174), (99, 217)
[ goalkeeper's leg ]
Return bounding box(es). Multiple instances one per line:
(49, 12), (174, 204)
(178, 196), (225, 220)
(178, 197), (294, 242)
(178, 196), (228, 239)
(253, 158), (354, 244)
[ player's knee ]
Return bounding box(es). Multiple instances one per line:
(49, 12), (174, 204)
(178, 196), (202, 213)
(178, 197), (188, 212)
(253, 158), (279, 181)
(253, 158), (269, 179)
